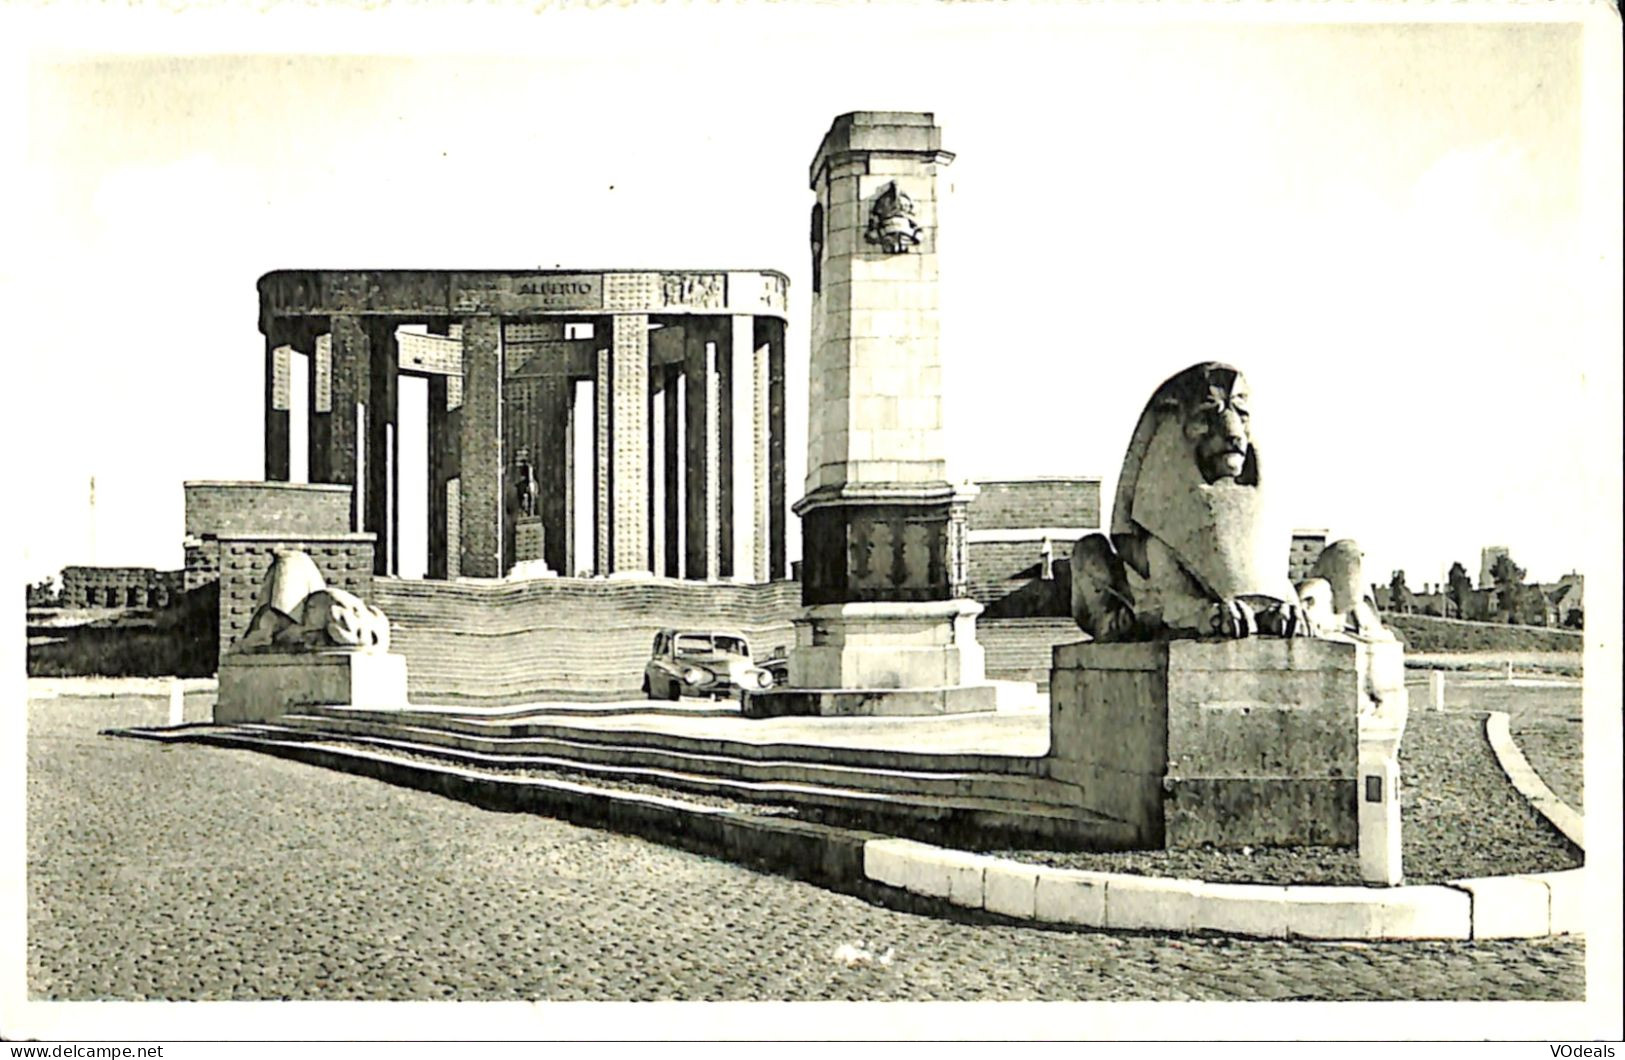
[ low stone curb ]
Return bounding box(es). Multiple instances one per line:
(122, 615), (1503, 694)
(861, 838), (1583, 941)
(1484, 710), (1585, 850)
(32, 676), (218, 698)
(110, 724), (1583, 942)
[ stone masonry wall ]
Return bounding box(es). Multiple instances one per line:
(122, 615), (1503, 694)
(966, 479), (1101, 533)
(372, 577), (800, 703)
(184, 482), (353, 539)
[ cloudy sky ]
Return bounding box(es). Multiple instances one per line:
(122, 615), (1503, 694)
(6, 5), (1620, 592)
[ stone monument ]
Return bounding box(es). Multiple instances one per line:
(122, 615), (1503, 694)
(744, 112), (995, 718)
(216, 549), (408, 723)
(508, 448), (556, 580)
(1055, 364), (1407, 874)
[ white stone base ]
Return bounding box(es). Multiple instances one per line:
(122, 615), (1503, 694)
(505, 560), (558, 581)
(215, 650), (409, 724)
(787, 599), (987, 690)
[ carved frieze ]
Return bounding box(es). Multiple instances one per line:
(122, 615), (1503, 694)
(314, 334), (333, 413)
(270, 347), (292, 412)
(661, 273), (726, 310)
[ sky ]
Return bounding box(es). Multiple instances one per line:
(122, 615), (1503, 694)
(4, 5), (1621, 592)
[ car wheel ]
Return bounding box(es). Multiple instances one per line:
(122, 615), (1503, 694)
(663, 676), (681, 702)
(641, 675), (652, 698)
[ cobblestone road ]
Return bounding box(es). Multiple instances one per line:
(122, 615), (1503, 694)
(28, 696), (1583, 1003)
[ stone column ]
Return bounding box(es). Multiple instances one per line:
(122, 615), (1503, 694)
(327, 314), (373, 532)
(458, 314), (502, 579)
(663, 363), (682, 578)
(778, 112), (990, 707)
(563, 381), (576, 577)
(539, 373), (570, 576)
(264, 330), (291, 482)
(751, 324), (772, 584)
(609, 313), (650, 576)
(716, 321), (735, 579)
(427, 373), (451, 579)
(682, 323), (711, 581)
(764, 317), (788, 581)
(365, 318), (399, 576)
(594, 347), (611, 575)
(307, 328), (332, 484)
(647, 377), (659, 574)
(727, 314), (761, 583)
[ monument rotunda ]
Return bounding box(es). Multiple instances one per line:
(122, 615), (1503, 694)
(257, 269), (790, 584)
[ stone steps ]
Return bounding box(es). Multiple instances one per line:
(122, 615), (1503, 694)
(272, 711), (1068, 804)
(228, 720), (1118, 849)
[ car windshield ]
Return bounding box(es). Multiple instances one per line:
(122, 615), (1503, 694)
(674, 634), (748, 657)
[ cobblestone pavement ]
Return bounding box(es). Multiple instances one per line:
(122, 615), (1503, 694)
(29, 696), (1583, 1003)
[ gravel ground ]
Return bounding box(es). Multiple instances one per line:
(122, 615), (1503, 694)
(991, 709), (1581, 884)
(1449, 678), (1584, 810)
(29, 695), (1584, 1002)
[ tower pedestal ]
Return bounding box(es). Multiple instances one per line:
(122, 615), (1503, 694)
(790, 600), (987, 690)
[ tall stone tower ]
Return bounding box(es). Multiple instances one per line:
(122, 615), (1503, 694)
(765, 112), (993, 715)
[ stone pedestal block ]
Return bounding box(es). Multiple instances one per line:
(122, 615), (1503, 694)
(744, 598), (995, 717)
(514, 516), (545, 563)
(1355, 637), (1408, 884)
(1048, 638), (1360, 849)
(789, 600), (987, 689)
(215, 650), (409, 724)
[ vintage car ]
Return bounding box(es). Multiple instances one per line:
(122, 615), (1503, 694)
(641, 628), (777, 701)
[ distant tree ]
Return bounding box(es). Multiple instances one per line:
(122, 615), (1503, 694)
(1506, 584), (1550, 627)
(1490, 553), (1526, 591)
(25, 578), (61, 608)
(1489, 553), (1532, 624)
(1388, 570), (1412, 615)
(1447, 562), (1472, 619)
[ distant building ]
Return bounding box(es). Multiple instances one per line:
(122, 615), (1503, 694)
(1545, 572), (1584, 628)
(60, 566), (184, 610)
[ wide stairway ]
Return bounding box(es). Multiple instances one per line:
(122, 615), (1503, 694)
(195, 701), (1131, 850)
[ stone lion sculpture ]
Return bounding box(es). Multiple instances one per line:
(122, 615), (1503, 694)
(1071, 362), (1311, 640)
(1072, 361), (1414, 645)
(236, 549), (390, 654)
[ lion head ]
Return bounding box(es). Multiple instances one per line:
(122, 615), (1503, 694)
(1169, 365), (1254, 485)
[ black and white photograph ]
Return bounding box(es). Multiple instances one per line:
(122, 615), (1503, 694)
(4, 0), (1621, 1045)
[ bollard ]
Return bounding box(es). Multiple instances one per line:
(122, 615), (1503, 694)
(1358, 749), (1403, 886)
(1429, 669), (1446, 711)
(168, 678), (185, 727)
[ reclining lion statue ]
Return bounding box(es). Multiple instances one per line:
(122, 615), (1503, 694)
(1071, 361), (1393, 649)
(235, 549), (390, 653)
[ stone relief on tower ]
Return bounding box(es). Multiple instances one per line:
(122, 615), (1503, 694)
(864, 181), (921, 254)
